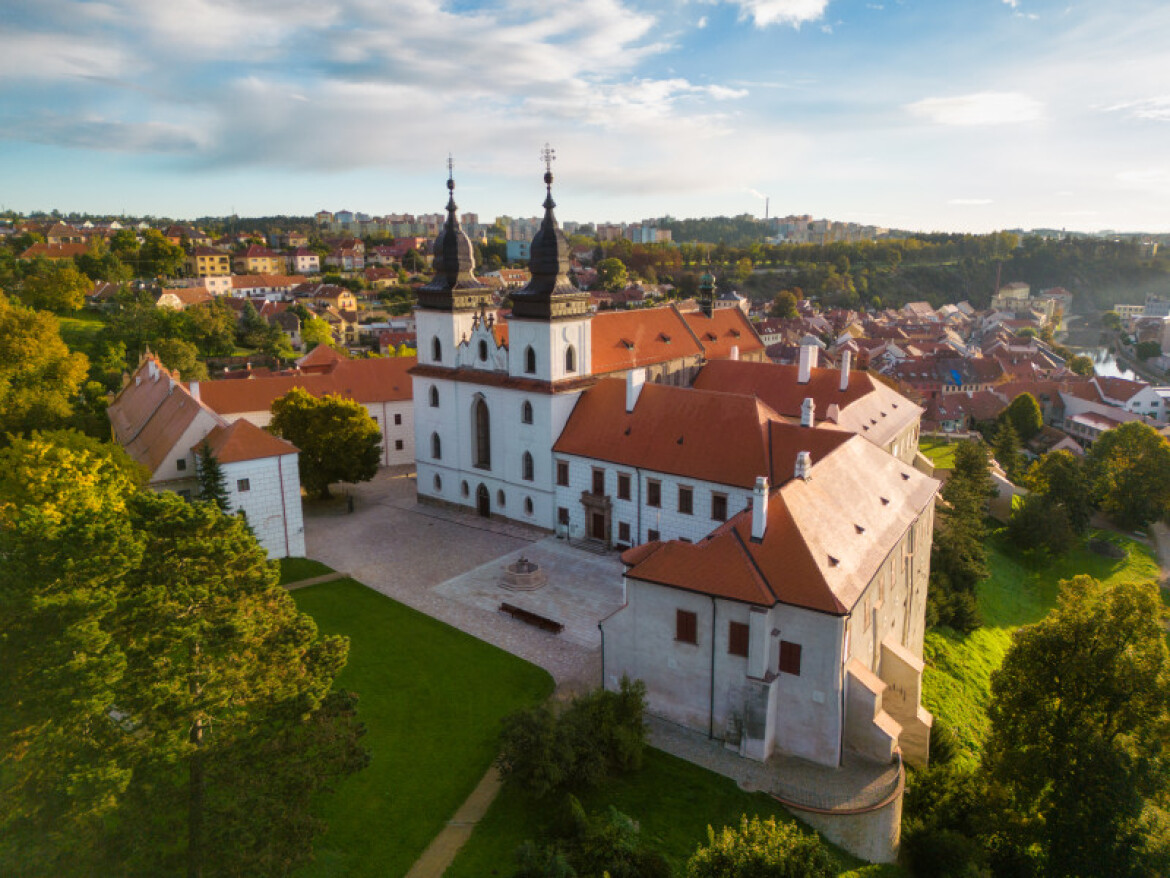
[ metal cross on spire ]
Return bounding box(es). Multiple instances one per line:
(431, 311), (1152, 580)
(541, 143), (556, 188)
(447, 153), (454, 179)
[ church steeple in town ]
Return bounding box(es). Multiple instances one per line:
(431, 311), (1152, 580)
(417, 156), (491, 312)
(699, 263), (716, 317)
(510, 144), (590, 321)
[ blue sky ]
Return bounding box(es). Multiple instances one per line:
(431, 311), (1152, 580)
(2, 0), (1169, 232)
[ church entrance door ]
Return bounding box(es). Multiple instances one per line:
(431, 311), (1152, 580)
(476, 484), (490, 518)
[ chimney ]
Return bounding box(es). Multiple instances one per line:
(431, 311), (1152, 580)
(801, 396), (815, 427)
(626, 367), (646, 413)
(751, 476), (769, 541)
(839, 350), (852, 391)
(730, 344), (740, 361)
(797, 343), (815, 384)
(189, 380), (200, 401)
(795, 451), (812, 481)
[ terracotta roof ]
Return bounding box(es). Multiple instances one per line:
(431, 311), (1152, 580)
(196, 419), (297, 463)
(231, 274), (304, 289)
(297, 344), (345, 370)
(590, 306), (703, 374)
(624, 436), (939, 614)
(682, 308), (766, 360)
(108, 357), (213, 473)
(553, 379), (851, 489)
(1094, 375), (1148, 402)
(194, 356), (416, 414)
(158, 287), (213, 308)
(19, 242), (89, 260)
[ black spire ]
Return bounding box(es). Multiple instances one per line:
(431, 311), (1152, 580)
(511, 144), (590, 321)
(699, 262), (716, 318)
(417, 156), (490, 312)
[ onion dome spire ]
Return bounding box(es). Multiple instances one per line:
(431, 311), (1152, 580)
(511, 144), (590, 321)
(418, 156), (490, 312)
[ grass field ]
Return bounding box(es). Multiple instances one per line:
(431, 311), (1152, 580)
(290, 579), (554, 877)
(278, 556), (335, 585)
(445, 748), (903, 878)
(922, 529), (1160, 767)
(917, 437), (959, 471)
(57, 310), (107, 358)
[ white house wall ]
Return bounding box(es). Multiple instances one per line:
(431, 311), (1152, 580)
(220, 454), (306, 559)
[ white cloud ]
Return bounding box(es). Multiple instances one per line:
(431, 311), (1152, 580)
(0, 32), (130, 80)
(948, 198), (993, 205)
(698, 15), (708, 27)
(1104, 96), (1170, 122)
(906, 91), (1043, 126)
(1002, 0), (1018, 7)
(725, 0), (828, 28)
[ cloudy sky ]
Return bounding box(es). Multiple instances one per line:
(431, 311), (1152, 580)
(2, 0), (1169, 231)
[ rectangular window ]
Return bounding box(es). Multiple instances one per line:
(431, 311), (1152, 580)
(592, 468), (605, 495)
(237, 478), (251, 493)
(395, 439), (404, 450)
(711, 493), (727, 522)
(176, 458), (187, 471)
(647, 528), (660, 542)
(617, 473), (631, 500)
(676, 609), (698, 645)
(618, 522), (631, 543)
(647, 479), (661, 508)
(728, 621), (749, 657)
(779, 640), (802, 676)
(394, 413), (402, 425)
(678, 486), (693, 515)
(556, 461), (569, 487)
(557, 507), (570, 526)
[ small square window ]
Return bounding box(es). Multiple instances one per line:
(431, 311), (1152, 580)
(557, 507), (570, 526)
(395, 439), (404, 450)
(711, 493), (728, 522)
(618, 522), (631, 543)
(617, 473), (631, 500)
(394, 413), (402, 425)
(647, 528), (660, 542)
(647, 479), (661, 508)
(237, 478), (251, 492)
(556, 461), (570, 487)
(779, 640), (802, 676)
(676, 609), (698, 645)
(176, 458), (187, 471)
(728, 621), (749, 657)
(678, 486), (693, 515)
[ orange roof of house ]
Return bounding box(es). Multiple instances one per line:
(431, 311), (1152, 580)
(682, 308), (765, 360)
(158, 287), (212, 307)
(194, 356), (416, 414)
(553, 379), (851, 489)
(19, 242), (90, 260)
(590, 306), (703, 375)
(197, 419), (297, 463)
(108, 358), (210, 473)
(624, 436), (939, 613)
(231, 274), (305, 288)
(297, 344), (345, 370)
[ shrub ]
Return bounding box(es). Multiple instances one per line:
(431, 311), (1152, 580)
(685, 815), (834, 878)
(902, 828), (990, 878)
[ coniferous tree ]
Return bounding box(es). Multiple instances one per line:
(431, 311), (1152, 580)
(195, 442), (229, 510)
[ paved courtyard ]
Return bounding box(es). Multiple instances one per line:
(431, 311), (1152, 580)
(304, 468), (623, 688)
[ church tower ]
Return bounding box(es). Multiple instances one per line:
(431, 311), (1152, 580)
(508, 145), (593, 383)
(414, 161), (493, 370)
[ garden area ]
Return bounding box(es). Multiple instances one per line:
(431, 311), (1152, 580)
(921, 529), (1160, 766)
(916, 437), (959, 471)
(287, 574), (554, 877)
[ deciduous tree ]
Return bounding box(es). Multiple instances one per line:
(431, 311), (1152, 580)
(981, 576), (1170, 878)
(18, 259), (90, 312)
(1002, 392), (1043, 441)
(686, 815), (834, 878)
(596, 257), (628, 292)
(1086, 421), (1170, 528)
(269, 388), (381, 499)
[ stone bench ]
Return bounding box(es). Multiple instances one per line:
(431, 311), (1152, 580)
(499, 602), (564, 634)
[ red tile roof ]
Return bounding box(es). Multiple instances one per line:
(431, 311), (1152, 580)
(19, 242), (90, 260)
(682, 308), (766, 360)
(590, 306), (703, 374)
(197, 419), (297, 463)
(624, 436), (939, 613)
(108, 357), (212, 473)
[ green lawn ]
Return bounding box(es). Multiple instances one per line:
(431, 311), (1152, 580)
(446, 748), (902, 878)
(917, 437), (958, 471)
(290, 579), (554, 877)
(57, 311), (107, 358)
(278, 556), (336, 585)
(922, 530), (1160, 767)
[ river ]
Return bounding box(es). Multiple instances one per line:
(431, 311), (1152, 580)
(1074, 347), (1139, 380)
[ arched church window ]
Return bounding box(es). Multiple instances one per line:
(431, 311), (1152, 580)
(521, 400), (533, 424)
(565, 344), (577, 374)
(525, 346), (536, 374)
(431, 337), (442, 363)
(429, 385), (439, 408)
(522, 451), (534, 481)
(473, 396), (491, 469)
(431, 432), (441, 460)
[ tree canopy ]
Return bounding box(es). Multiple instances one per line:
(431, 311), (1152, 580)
(1002, 392), (1043, 441)
(1086, 421), (1170, 528)
(269, 388), (381, 499)
(596, 257), (629, 292)
(981, 576), (1170, 878)
(17, 259), (91, 312)
(685, 815), (834, 878)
